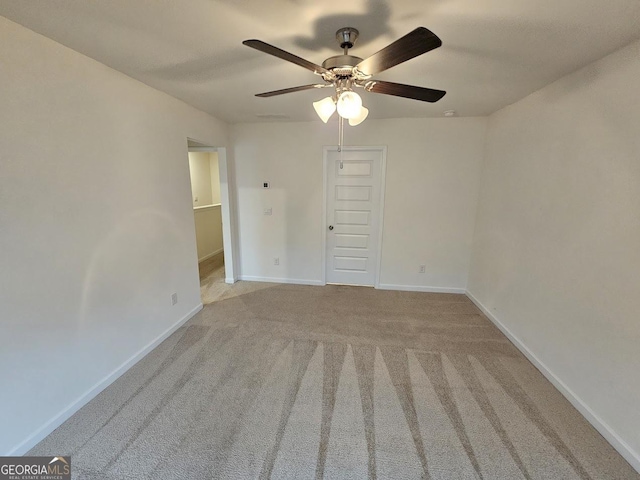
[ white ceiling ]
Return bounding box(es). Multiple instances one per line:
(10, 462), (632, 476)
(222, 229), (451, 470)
(1, 0), (640, 123)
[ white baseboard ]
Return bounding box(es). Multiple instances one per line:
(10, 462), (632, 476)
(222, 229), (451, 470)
(236, 278), (465, 292)
(377, 283), (466, 294)
(238, 275), (324, 286)
(465, 290), (640, 473)
(198, 248), (224, 263)
(6, 303), (203, 456)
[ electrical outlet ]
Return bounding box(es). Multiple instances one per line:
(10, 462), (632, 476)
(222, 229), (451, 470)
(273, 257), (280, 266)
(263, 208), (272, 216)
(171, 293), (178, 305)
(419, 265), (426, 273)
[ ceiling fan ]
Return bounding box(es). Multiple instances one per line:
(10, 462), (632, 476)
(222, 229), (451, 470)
(243, 27), (446, 125)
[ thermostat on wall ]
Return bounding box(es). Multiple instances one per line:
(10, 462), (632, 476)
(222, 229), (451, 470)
(263, 181), (270, 189)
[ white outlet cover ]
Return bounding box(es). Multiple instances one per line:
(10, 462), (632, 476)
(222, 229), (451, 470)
(263, 208), (272, 215)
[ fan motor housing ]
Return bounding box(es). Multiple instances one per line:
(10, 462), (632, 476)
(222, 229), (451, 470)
(322, 55), (363, 76)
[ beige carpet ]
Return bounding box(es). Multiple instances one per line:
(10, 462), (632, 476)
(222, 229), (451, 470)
(30, 284), (638, 479)
(198, 253), (276, 305)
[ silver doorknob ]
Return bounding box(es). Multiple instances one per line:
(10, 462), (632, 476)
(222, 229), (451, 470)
(328, 225), (334, 230)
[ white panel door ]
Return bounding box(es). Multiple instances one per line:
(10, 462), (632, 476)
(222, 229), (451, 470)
(325, 147), (384, 286)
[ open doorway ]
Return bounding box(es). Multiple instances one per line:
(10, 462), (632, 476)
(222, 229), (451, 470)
(186, 139), (236, 303)
(189, 149), (224, 282)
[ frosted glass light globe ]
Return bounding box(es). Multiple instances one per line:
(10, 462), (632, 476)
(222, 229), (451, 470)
(313, 96), (336, 123)
(349, 106), (369, 126)
(336, 91), (363, 119)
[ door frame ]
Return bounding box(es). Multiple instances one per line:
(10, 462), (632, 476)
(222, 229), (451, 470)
(321, 145), (388, 288)
(187, 141), (237, 283)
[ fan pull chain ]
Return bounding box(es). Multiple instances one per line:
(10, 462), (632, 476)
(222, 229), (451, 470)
(338, 116), (344, 168)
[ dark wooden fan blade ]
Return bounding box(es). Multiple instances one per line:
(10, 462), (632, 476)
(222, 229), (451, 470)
(243, 39), (329, 75)
(356, 27), (442, 76)
(366, 80), (446, 103)
(255, 84), (328, 97)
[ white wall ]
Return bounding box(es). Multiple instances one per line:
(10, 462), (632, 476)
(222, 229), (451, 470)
(231, 117), (486, 290)
(468, 39), (640, 469)
(193, 207), (224, 262)
(188, 152), (214, 206)
(0, 17), (228, 455)
(209, 152), (221, 204)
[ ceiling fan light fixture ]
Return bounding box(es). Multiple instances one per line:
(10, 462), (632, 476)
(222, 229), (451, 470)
(348, 106), (369, 126)
(313, 96), (336, 123)
(336, 91), (362, 119)
(246, 26), (446, 141)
